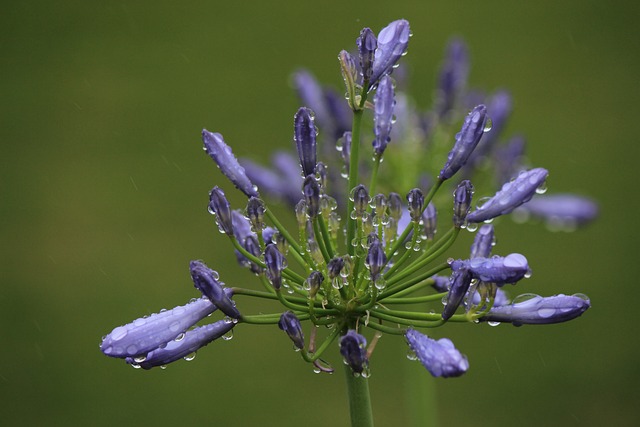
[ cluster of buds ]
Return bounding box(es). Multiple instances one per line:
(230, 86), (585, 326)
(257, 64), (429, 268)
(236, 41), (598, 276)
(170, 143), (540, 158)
(101, 19), (595, 378)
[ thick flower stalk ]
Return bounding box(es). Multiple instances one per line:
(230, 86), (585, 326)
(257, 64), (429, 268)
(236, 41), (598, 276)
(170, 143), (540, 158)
(100, 19), (596, 427)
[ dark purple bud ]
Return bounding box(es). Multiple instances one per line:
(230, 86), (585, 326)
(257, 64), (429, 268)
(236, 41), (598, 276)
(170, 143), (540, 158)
(453, 180), (474, 227)
(366, 239), (387, 283)
(202, 130), (258, 198)
(479, 294), (590, 326)
(405, 329), (469, 378)
(439, 105), (489, 180)
(407, 188), (424, 222)
(455, 253), (529, 286)
(327, 257), (345, 280)
(126, 320), (235, 369)
(470, 224), (495, 258)
(430, 275), (450, 293)
(422, 202), (437, 240)
(387, 192), (403, 221)
(442, 267), (472, 321)
(246, 197), (266, 232)
(370, 20), (411, 89)
(372, 75), (395, 155)
(513, 194), (598, 228)
(208, 186), (234, 236)
(265, 243), (286, 290)
(467, 168), (549, 223)
(352, 184), (369, 219)
(436, 38), (469, 119)
(357, 28), (377, 83)
(339, 330), (368, 374)
(303, 175), (320, 217)
(190, 260), (241, 319)
(100, 297), (218, 359)
(337, 131), (352, 173)
(278, 311), (305, 349)
(305, 270), (324, 297)
(294, 107), (318, 177)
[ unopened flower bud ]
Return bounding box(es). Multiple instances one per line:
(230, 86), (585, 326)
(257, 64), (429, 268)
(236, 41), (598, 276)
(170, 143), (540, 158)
(278, 311), (305, 349)
(202, 130), (258, 197)
(190, 260), (241, 319)
(405, 329), (469, 378)
(339, 330), (368, 374)
(453, 180), (474, 227)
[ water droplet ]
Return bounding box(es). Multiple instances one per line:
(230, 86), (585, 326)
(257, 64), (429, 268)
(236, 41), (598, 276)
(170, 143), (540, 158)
(466, 222), (478, 232)
(184, 352), (197, 361)
(130, 363), (141, 369)
(169, 321), (181, 332)
(175, 333), (185, 342)
(126, 344), (138, 355)
(535, 184), (547, 194)
(222, 330), (234, 341)
(406, 350), (418, 361)
(111, 326), (128, 341)
(487, 321), (501, 327)
(160, 365), (167, 370)
(537, 308), (556, 318)
(483, 117), (493, 132)
(133, 355), (147, 363)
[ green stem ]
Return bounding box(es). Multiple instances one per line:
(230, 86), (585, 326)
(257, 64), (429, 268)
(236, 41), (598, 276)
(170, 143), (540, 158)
(346, 108), (365, 257)
(344, 365), (374, 427)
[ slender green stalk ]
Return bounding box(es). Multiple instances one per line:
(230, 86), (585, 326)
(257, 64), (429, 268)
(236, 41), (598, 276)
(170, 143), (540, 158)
(346, 109), (365, 257)
(344, 366), (374, 427)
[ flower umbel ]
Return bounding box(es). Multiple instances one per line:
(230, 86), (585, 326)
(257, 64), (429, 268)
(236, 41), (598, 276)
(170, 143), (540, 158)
(100, 18), (595, 426)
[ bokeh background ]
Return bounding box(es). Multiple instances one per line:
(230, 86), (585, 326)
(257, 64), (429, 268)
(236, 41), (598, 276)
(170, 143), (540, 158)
(2, 1), (638, 425)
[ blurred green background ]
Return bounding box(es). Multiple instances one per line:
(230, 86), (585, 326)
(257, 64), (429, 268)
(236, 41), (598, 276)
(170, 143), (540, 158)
(1, 0), (638, 425)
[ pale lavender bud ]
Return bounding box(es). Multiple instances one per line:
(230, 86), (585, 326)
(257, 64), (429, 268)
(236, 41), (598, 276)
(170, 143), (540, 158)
(190, 260), (241, 319)
(467, 168), (549, 223)
(369, 20), (411, 88)
(339, 330), (368, 374)
(407, 188), (424, 222)
(100, 297), (218, 358)
(480, 294), (590, 326)
(265, 243), (286, 290)
(436, 38), (469, 118)
(422, 202), (437, 240)
(292, 70), (331, 131)
(202, 130), (258, 197)
(479, 90), (512, 153)
(439, 105), (489, 180)
(513, 194), (598, 227)
(453, 180), (474, 227)
(303, 175), (320, 217)
(442, 267), (472, 320)
(352, 184), (369, 219)
(294, 107), (318, 177)
(240, 159), (299, 206)
(231, 210), (252, 242)
(208, 186), (234, 235)
(357, 28), (377, 83)
(453, 253), (529, 286)
(273, 151), (304, 188)
(306, 270), (324, 297)
(126, 320), (235, 369)
(431, 275), (450, 293)
(373, 75), (395, 155)
(323, 88), (352, 138)
(278, 311), (305, 349)
(405, 329), (469, 378)
(469, 224), (495, 258)
(493, 135), (527, 186)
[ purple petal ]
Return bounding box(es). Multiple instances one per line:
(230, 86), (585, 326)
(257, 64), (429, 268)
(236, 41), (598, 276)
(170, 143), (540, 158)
(405, 329), (468, 378)
(480, 294), (590, 326)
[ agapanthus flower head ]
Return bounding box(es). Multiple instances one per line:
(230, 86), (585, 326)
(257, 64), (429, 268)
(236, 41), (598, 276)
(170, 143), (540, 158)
(405, 329), (469, 378)
(480, 293), (590, 326)
(339, 330), (368, 374)
(278, 311), (305, 350)
(190, 260), (241, 319)
(294, 107), (318, 177)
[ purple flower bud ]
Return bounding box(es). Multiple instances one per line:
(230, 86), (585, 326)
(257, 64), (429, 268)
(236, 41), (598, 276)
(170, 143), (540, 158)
(126, 320), (235, 369)
(467, 168), (549, 223)
(357, 28), (377, 83)
(100, 297), (218, 358)
(202, 130), (258, 198)
(231, 210), (252, 242)
(240, 159), (299, 206)
(422, 202), (437, 240)
(278, 311), (305, 349)
(373, 75), (395, 155)
(470, 224), (495, 258)
(352, 184), (369, 219)
(339, 50), (359, 108)
(328, 257), (345, 280)
(273, 151), (304, 189)
(208, 186), (234, 235)
(439, 105), (489, 180)
(306, 271), (324, 297)
(246, 197), (266, 232)
(436, 38), (469, 118)
(407, 188), (424, 222)
(369, 19), (411, 88)
(293, 107), (318, 177)
(387, 192), (402, 221)
(265, 243), (286, 290)
(292, 70), (331, 132)
(405, 329), (469, 378)
(190, 260), (241, 319)
(453, 180), (474, 227)
(303, 175), (320, 217)
(324, 88), (352, 138)
(480, 294), (590, 326)
(513, 194), (598, 227)
(479, 90), (512, 153)
(442, 267), (472, 321)
(339, 330), (368, 374)
(366, 239), (387, 283)
(454, 253), (529, 286)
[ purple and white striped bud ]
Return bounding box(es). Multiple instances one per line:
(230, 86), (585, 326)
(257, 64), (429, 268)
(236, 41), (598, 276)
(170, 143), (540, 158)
(357, 28), (377, 83)
(467, 168), (549, 223)
(278, 311), (305, 350)
(294, 107), (318, 177)
(436, 38), (469, 119)
(480, 294), (590, 326)
(405, 329), (469, 378)
(439, 105), (489, 180)
(366, 239), (387, 284)
(246, 197), (266, 232)
(208, 186), (234, 236)
(126, 320), (235, 369)
(453, 180), (474, 227)
(422, 202), (437, 240)
(513, 194), (598, 228)
(339, 330), (368, 374)
(303, 175), (320, 217)
(190, 260), (241, 319)
(369, 20), (410, 89)
(352, 184), (369, 219)
(442, 267), (472, 321)
(407, 188), (424, 223)
(372, 75), (395, 156)
(452, 253), (529, 286)
(202, 130), (258, 198)
(265, 243), (286, 290)
(100, 297), (219, 358)
(470, 224), (495, 258)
